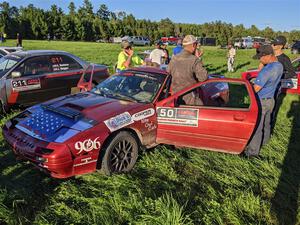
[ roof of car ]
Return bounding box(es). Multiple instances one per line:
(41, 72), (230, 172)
(11, 50), (70, 57)
(126, 67), (169, 76)
(0, 46), (23, 50)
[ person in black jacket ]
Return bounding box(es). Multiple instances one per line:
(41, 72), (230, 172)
(270, 36), (297, 130)
(271, 35), (296, 79)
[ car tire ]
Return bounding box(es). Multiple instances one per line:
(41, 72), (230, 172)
(100, 131), (139, 175)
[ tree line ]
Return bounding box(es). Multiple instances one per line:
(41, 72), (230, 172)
(1, 0), (300, 45)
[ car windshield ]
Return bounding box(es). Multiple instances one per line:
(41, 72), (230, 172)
(0, 55), (21, 77)
(91, 73), (164, 103)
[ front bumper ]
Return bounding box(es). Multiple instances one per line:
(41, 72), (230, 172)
(2, 124), (74, 178)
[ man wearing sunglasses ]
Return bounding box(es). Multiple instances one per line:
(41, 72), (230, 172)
(271, 36), (296, 79)
(244, 45), (283, 157)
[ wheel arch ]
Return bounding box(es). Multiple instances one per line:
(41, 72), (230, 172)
(96, 127), (142, 169)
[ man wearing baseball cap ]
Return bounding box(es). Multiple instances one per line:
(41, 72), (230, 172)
(244, 45), (283, 157)
(271, 35), (296, 79)
(116, 40), (144, 71)
(167, 35), (208, 105)
(270, 36), (296, 130)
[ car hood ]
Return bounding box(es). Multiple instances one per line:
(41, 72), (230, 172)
(13, 92), (142, 143)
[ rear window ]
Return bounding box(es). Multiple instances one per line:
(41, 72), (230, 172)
(50, 55), (82, 72)
(22, 56), (52, 76)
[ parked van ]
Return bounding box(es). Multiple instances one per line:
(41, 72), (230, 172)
(234, 37), (253, 49)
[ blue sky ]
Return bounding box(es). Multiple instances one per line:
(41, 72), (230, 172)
(8, 0), (300, 31)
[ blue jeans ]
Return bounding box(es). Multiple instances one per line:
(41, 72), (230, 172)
(245, 98), (275, 156)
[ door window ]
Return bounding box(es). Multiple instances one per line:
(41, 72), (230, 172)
(50, 55), (82, 72)
(20, 56), (52, 76)
(177, 82), (251, 109)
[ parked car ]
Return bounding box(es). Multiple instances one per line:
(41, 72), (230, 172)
(291, 40), (300, 54)
(123, 36), (151, 46)
(252, 37), (268, 49)
(109, 37), (122, 44)
(3, 67), (261, 178)
(241, 57), (300, 95)
(0, 47), (23, 58)
(0, 50), (109, 113)
(160, 36), (179, 45)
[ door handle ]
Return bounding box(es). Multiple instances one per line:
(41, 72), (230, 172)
(233, 115), (246, 121)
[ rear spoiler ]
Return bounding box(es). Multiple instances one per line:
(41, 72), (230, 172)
(77, 64), (95, 92)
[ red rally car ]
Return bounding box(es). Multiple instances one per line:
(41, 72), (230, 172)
(241, 57), (300, 95)
(3, 67), (259, 178)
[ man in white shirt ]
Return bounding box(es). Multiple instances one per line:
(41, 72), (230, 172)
(227, 43), (236, 72)
(150, 41), (167, 66)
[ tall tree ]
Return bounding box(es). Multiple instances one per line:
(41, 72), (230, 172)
(158, 18), (175, 37)
(47, 5), (64, 39)
(68, 2), (76, 16)
(96, 4), (110, 21)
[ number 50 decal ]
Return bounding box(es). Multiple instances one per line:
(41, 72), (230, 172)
(157, 107), (199, 127)
(157, 108), (176, 118)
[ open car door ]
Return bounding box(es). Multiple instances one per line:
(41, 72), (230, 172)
(76, 64), (95, 92)
(155, 78), (259, 154)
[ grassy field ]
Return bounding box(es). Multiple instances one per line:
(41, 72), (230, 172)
(0, 40), (299, 225)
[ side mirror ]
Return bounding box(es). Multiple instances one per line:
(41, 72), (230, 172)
(11, 71), (21, 78)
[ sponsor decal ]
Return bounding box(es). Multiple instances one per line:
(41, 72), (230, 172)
(11, 78), (41, 92)
(74, 137), (101, 154)
(145, 121), (157, 131)
(281, 78), (298, 89)
(104, 112), (133, 132)
(157, 107), (199, 127)
(53, 63), (70, 71)
(132, 108), (155, 121)
(141, 118), (149, 123)
(140, 118), (156, 131)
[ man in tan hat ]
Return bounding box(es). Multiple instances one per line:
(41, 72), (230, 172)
(167, 35), (208, 105)
(117, 40), (144, 71)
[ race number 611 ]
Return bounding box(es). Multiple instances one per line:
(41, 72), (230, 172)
(158, 108), (176, 118)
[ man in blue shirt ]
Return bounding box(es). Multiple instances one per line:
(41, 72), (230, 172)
(245, 45), (283, 157)
(173, 39), (183, 56)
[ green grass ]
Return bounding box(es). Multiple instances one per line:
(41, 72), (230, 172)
(0, 40), (300, 225)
